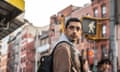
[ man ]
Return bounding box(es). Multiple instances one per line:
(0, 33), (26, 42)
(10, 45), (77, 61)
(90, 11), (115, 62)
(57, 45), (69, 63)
(97, 59), (111, 72)
(82, 59), (92, 72)
(53, 18), (82, 72)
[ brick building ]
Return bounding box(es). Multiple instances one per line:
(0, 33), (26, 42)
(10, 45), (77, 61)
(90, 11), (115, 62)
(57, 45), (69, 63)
(19, 25), (36, 72)
(90, 0), (120, 70)
(0, 38), (8, 72)
(71, 0), (110, 63)
(7, 22), (36, 72)
(71, 3), (92, 18)
(49, 15), (60, 48)
(116, 24), (120, 68)
(0, 54), (7, 72)
(7, 33), (21, 72)
(115, 0), (120, 69)
(7, 19), (26, 72)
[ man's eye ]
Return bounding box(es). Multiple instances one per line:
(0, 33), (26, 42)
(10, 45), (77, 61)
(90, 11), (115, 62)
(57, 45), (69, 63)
(69, 26), (81, 31)
(69, 26), (74, 29)
(76, 27), (80, 31)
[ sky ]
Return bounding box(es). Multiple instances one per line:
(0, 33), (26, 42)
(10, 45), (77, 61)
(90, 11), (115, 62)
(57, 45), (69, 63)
(24, 0), (91, 27)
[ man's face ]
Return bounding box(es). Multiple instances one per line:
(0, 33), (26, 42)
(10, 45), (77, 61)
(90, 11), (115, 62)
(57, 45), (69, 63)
(102, 63), (111, 72)
(65, 21), (82, 42)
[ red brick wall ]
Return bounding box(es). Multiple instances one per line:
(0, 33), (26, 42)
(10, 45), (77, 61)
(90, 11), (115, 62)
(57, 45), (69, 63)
(25, 41), (35, 72)
(58, 5), (73, 16)
(116, 24), (120, 67)
(90, 0), (110, 61)
(71, 5), (92, 18)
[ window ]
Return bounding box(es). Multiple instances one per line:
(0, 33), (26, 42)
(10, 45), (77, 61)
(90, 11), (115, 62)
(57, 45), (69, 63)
(23, 67), (26, 72)
(46, 38), (49, 44)
(86, 13), (90, 16)
(0, 45), (1, 49)
(21, 56), (26, 63)
(20, 68), (22, 72)
(101, 45), (108, 59)
(101, 5), (106, 17)
(94, 8), (98, 17)
(40, 40), (44, 46)
(49, 29), (55, 37)
(51, 29), (55, 32)
(0, 51), (1, 56)
(102, 25), (106, 37)
(21, 47), (26, 52)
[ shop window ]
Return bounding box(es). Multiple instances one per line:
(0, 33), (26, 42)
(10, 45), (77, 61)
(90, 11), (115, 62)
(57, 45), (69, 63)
(101, 45), (108, 59)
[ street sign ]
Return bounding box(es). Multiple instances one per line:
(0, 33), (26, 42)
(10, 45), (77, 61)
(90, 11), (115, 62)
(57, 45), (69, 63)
(81, 16), (109, 40)
(82, 17), (96, 35)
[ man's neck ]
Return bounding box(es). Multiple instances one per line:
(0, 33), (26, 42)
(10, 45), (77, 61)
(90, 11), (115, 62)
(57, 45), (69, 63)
(70, 39), (79, 45)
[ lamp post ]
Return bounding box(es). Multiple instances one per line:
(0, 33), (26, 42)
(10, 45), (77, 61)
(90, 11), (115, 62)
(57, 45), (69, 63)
(34, 26), (39, 72)
(109, 0), (117, 72)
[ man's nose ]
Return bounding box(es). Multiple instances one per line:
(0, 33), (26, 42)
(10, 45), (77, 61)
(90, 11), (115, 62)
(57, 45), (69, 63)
(73, 28), (78, 33)
(73, 30), (77, 35)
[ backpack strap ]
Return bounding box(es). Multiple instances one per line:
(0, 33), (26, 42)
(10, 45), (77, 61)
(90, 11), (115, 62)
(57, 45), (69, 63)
(51, 41), (72, 55)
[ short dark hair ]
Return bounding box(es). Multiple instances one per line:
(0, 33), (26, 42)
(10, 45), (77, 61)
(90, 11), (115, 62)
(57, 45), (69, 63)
(65, 18), (81, 28)
(97, 59), (111, 67)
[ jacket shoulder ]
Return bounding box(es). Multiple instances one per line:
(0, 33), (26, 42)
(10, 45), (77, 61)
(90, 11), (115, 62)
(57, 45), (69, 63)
(55, 41), (71, 51)
(53, 41), (72, 72)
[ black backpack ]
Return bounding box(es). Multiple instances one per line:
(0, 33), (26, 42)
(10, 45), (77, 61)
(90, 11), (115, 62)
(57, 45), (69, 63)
(37, 41), (74, 72)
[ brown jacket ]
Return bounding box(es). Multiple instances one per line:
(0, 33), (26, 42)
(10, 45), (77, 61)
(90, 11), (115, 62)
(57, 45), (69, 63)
(53, 42), (81, 72)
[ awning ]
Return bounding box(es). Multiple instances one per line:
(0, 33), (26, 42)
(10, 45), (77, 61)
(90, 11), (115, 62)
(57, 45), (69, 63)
(0, 19), (25, 40)
(5, 0), (24, 11)
(0, 0), (23, 27)
(0, 0), (25, 40)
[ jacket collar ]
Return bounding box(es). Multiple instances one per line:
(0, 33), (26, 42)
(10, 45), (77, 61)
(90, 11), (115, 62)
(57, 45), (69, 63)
(58, 33), (72, 45)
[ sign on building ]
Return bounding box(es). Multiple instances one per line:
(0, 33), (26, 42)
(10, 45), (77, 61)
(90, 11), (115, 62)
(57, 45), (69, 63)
(82, 17), (97, 35)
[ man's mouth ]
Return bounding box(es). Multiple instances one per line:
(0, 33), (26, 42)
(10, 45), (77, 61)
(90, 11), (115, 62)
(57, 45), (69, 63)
(71, 34), (77, 38)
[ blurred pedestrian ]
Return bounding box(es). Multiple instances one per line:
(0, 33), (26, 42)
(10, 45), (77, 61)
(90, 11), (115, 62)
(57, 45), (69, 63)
(97, 59), (112, 72)
(82, 59), (92, 72)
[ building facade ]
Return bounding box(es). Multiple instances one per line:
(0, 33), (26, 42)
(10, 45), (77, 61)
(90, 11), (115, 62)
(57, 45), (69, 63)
(33, 25), (49, 71)
(115, 0), (120, 69)
(72, 0), (110, 63)
(0, 54), (7, 72)
(19, 24), (36, 72)
(7, 21), (36, 72)
(7, 33), (21, 72)
(7, 17), (26, 72)
(0, 37), (9, 72)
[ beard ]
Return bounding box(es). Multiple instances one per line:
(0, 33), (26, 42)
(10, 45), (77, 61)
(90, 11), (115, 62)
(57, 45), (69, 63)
(69, 34), (79, 43)
(70, 33), (77, 39)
